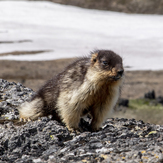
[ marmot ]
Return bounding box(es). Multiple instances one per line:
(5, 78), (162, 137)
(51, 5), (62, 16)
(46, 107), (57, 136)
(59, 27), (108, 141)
(18, 50), (124, 131)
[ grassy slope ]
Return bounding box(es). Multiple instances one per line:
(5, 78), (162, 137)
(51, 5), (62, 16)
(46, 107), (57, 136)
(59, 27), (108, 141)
(114, 99), (163, 125)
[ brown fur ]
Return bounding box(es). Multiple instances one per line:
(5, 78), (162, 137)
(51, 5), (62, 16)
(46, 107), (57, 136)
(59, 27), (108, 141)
(18, 50), (124, 131)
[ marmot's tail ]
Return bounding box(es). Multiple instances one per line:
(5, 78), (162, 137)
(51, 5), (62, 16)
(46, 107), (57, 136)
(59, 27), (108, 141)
(18, 98), (44, 120)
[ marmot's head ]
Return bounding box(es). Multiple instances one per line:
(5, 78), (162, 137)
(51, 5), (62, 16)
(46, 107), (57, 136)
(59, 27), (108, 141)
(90, 50), (124, 82)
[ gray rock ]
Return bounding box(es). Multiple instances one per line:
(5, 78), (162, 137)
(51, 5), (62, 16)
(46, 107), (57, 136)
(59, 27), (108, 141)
(0, 79), (163, 162)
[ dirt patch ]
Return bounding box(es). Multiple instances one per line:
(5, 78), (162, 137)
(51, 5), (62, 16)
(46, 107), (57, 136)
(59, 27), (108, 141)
(123, 70), (163, 99)
(0, 59), (163, 99)
(0, 40), (32, 44)
(0, 50), (52, 56)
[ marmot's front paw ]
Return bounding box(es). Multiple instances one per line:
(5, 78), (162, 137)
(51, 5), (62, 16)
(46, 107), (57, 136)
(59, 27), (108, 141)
(19, 117), (32, 122)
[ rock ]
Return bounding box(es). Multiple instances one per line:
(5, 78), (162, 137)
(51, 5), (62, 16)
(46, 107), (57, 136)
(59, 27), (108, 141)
(156, 96), (163, 105)
(0, 79), (34, 120)
(118, 98), (129, 107)
(144, 90), (156, 99)
(0, 79), (163, 162)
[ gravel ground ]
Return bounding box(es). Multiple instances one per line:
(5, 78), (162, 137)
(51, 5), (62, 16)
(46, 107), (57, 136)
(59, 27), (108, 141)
(0, 79), (34, 120)
(0, 79), (163, 163)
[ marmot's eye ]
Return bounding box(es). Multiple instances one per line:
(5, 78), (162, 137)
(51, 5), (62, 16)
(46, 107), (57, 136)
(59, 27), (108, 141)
(102, 61), (108, 66)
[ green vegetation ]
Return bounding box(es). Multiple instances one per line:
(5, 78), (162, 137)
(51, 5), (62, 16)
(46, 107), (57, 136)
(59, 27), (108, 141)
(129, 99), (163, 110)
(114, 99), (163, 125)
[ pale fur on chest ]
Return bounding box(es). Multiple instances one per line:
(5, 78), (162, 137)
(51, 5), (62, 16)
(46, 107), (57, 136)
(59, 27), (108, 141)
(56, 69), (122, 130)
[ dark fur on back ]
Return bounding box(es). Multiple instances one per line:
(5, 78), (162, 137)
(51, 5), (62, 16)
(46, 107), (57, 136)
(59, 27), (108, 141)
(32, 58), (90, 120)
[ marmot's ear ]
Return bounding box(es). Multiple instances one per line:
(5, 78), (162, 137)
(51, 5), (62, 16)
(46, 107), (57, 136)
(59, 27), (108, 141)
(91, 53), (98, 63)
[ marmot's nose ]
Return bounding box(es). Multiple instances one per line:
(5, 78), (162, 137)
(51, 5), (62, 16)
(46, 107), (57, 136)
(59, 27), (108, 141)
(117, 69), (124, 76)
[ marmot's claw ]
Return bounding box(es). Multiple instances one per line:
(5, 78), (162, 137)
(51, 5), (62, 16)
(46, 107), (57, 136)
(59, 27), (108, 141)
(27, 118), (31, 122)
(19, 118), (31, 122)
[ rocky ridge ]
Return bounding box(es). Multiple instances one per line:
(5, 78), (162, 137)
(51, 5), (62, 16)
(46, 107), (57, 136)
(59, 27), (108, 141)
(0, 79), (163, 163)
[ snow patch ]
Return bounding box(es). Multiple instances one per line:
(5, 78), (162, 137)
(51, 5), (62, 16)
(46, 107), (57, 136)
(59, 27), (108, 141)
(0, 1), (163, 70)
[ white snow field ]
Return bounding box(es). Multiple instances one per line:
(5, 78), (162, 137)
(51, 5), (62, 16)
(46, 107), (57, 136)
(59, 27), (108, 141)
(0, 1), (163, 70)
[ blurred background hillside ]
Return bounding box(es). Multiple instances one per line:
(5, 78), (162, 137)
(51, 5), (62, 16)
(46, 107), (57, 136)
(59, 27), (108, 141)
(46, 0), (163, 14)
